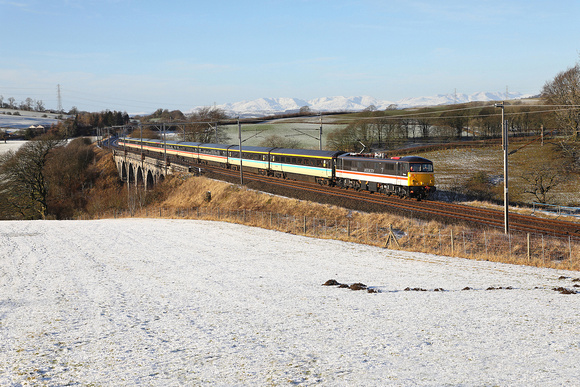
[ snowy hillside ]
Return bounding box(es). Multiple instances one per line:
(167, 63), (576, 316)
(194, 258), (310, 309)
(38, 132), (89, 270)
(0, 109), (60, 129)
(1, 219), (579, 385)
(196, 91), (535, 117)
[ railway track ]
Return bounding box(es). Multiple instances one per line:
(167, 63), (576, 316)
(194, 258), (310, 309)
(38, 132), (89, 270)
(118, 147), (580, 240)
(199, 163), (580, 240)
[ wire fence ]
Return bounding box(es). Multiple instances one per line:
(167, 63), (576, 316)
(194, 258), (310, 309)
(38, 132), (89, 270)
(80, 205), (580, 270)
(532, 202), (580, 218)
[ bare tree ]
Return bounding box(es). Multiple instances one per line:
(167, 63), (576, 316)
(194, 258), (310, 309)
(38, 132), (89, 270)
(372, 117), (402, 148)
(184, 107), (230, 143)
(476, 106), (501, 138)
(440, 108), (468, 139)
(326, 120), (374, 152)
(416, 118), (432, 138)
(542, 63), (580, 138)
(0, 136), (66, 219)
(558, 140), (580, 172)
(521, 166), (561, 204)
(35, 100), (45, 112)
(24, 97), (34, 111)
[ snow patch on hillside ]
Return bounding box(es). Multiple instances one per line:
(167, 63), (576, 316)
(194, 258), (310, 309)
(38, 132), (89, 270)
(193, 91), (535, 117)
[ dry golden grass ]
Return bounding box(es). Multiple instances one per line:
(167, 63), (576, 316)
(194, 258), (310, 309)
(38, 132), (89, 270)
(89, 173), (579, 272)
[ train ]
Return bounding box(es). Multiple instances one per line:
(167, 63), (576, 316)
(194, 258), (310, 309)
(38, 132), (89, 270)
(118, 137), (436, 199)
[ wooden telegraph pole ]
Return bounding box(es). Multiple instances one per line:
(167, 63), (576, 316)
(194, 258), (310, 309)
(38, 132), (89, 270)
(495, 102), (509, 234)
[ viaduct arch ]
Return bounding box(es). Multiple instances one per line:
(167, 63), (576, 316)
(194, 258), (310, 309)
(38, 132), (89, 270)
(114, 151), (167, 190)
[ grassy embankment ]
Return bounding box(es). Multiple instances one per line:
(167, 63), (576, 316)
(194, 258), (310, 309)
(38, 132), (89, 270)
(96, 168), (579, 272)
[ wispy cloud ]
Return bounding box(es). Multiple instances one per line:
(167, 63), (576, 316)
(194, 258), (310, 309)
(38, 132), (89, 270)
(30, 50), (111, 61)
(0, 0), (31, 9)
(163, 61), (234, 73)
(261, 57), (340, 69)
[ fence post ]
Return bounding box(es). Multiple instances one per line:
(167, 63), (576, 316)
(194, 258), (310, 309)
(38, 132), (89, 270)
(384, 224), (400, 249)
(527, 233), (531, 261)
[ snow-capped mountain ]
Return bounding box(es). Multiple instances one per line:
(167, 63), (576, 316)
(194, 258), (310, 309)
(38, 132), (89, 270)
(192, 91), (535, 118)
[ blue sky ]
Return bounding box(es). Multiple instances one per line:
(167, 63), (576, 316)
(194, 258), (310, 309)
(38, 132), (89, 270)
(1, 0), (578, 113)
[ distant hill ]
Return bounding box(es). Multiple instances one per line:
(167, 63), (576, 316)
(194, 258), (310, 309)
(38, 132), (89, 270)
(194, 91), (536, 118)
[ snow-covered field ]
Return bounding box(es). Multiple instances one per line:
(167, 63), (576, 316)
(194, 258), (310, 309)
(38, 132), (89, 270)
(1, 219), (579, 386)
(0, 141), (27, 155)
(0, 109), (62, 129)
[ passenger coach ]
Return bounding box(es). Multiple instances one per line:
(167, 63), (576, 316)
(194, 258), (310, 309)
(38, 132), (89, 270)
(268, 148), (344, 184)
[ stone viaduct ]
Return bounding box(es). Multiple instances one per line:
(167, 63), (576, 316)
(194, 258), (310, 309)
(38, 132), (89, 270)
(112, 149), (190, 189)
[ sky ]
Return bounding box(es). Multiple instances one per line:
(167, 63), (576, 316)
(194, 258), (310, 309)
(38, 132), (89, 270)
(1, 0), (579, 114)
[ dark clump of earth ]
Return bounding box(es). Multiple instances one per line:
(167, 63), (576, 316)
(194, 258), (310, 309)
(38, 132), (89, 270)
(323, 279), (379, 293)
(349, 283), (367, 291)
(553, 287), (577, 295)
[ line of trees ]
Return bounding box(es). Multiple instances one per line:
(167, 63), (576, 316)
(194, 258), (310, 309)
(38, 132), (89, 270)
(132, 106), (231, 143)
(0, 95), (46, 112)
(326, 104), (555, 152)
(14, 110), (131, 141)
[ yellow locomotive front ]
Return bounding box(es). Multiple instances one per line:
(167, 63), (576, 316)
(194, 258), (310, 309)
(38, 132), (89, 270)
(406, 160), (435, 199)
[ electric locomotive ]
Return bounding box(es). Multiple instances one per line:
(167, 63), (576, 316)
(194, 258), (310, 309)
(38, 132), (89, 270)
(335, 154), (435, 199)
